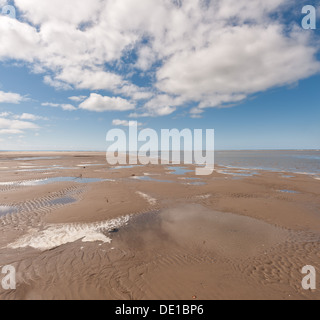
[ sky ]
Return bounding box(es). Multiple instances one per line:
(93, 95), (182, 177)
(0, 0), (319, 151)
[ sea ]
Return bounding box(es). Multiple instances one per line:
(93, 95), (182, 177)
(215, 150), (320, 176)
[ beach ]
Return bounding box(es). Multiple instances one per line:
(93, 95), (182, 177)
(0, 152), (319, 300)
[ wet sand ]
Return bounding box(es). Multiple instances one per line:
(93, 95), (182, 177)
(0, 152), (319, 300)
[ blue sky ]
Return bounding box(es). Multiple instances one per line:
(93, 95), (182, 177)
(0, 0), (319, 151)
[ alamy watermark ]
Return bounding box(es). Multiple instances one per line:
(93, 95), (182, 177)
(302, 5), (318, 29)
(1, 5), (16, 19)
(302, 265), (316, 291)
(1, 265), (16, 291)
(0, 4), (318, 30)
(106, 122), (215, 176)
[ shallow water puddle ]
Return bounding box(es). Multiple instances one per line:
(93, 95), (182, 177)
(0, 195), (78, 218)
(17, 167), (79, 172)
(113, 204), (290, 259)
(131, 176), (173, 183)
(13, 157), (61, 161)
(0, 206), (17, 217)
(278, 189), (300, 194)
(111, 165), (144, 170)
(18, 166), (45, 169)
(131, 175), (206, 185)
(77, 164), (106, 167)
(0, 177), (110, 187)
(166, 166), (194, 176)
(218, 170), (259, 177)
(48, 197), (78, 206)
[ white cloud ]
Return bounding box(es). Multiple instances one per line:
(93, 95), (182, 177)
(156, 24), (319, 113)
(55, 68), (124, 91)
(14, 0), (102, 25)
(0, 117), (39, 135)
(61, 104), (77, 111)
(13, 113), (48, 121)
(135, 46), (157, 71)
(0, 129), (22, 134)
(112, 119), (142, 127)
(116, 85), (153, 101)
(0, 0), (319, 116)
(42, 102), (76, 111)
(0, 112), (11, 117)
(43, 76), (72, 91)
(79, 94), (135, 112)
(0, 1), (9, 10)
(42, 102), (59, 107)
(138, 94), (185, 117)
(69, 96), (87, 102)
(0, 91), (26, 104)
(0, 16), (40, 62)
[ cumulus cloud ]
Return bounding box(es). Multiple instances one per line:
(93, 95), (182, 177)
(0, 91), (26, 104)
(69, 96), (87, 102)
(0, 0), (9, 10)
(13, 113), (48, 121)
(0, 112), (44, 135)
(42, 102), (76, 111)
(0, 117), (39, 135)
(43, 76), (72, 91)
(79, 94), (135, 112)
(156, 25), (319, 113)
(112, 119), (143, 127)
(0, 112), (11, 117)
(116, 85), (153, 101)
(0, 0), (319, 116)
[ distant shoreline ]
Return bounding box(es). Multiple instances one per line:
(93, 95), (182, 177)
(0, 149), (319, 153)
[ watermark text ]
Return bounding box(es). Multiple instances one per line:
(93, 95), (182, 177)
(302, 5), (317, 29)
(302, 265), (316, 290)
(1, 265), (16, 291)
(1, 5), (16, 19)
(106, 122), (215, 176)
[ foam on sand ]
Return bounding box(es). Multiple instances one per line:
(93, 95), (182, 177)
(136, 192), (157, 206)
(8, 216), (130, 251)
(144, 173), (160, 176)
(195, 194), (211, 200)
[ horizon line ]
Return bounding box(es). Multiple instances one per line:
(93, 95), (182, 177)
(0, 149), (319, 153)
